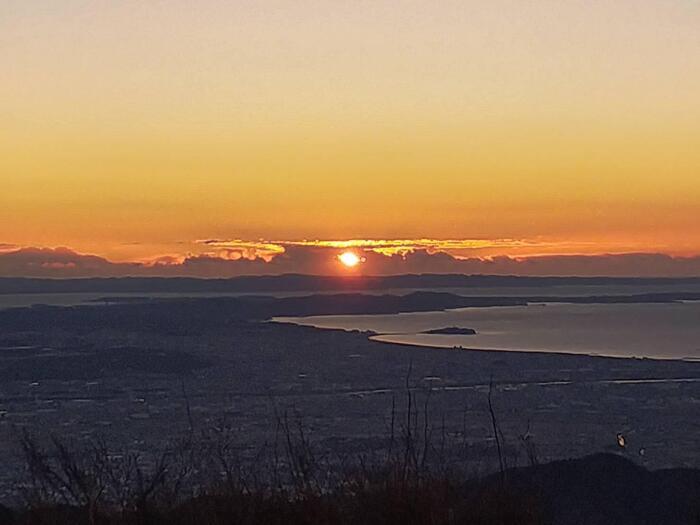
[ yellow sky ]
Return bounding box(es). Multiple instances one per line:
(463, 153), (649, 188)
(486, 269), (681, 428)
(2, 1), (699, 263)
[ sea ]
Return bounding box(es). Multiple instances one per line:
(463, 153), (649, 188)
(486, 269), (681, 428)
(275, 301), (700, 361)
(2, 285), (700, 361)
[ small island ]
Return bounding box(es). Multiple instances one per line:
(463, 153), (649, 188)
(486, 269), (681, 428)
(421, 326), (477, 335)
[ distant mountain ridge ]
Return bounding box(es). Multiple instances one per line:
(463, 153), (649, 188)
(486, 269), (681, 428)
(2, 274), (700, 294)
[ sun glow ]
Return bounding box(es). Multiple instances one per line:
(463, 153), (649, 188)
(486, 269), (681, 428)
(338, 251), (361, 268)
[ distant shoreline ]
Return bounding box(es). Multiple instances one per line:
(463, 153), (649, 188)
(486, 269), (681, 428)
(2, 274), (700, 295)
(368, 334), (697, 362)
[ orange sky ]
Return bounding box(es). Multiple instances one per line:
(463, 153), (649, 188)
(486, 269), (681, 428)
(2, 1), (699, 271)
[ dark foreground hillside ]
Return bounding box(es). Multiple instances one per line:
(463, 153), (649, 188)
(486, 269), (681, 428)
(1, 453), (698, 525)
(497, 453), (700, 525)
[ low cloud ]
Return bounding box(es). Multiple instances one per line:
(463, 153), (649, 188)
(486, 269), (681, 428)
(1, 245), (700, 278)
(0, 247), (142, 277)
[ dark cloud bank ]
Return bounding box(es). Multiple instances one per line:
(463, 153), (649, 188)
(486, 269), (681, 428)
(1, 246), (700, 278)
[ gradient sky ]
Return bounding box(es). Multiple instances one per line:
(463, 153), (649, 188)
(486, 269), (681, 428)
(2, 1), (699, 275)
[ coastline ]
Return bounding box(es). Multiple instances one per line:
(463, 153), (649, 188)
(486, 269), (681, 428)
(1, 295), (700, 493)
(367, 333), (700, 362)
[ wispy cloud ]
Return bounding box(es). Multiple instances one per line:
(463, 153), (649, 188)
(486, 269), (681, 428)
(195, 238), (561, 258)
(195, 239), (287, 260)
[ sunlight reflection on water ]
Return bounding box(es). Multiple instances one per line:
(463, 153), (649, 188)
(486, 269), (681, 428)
(275, 302), (700, 360)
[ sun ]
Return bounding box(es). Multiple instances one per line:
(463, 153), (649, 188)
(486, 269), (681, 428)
(338, 251), (361, 268)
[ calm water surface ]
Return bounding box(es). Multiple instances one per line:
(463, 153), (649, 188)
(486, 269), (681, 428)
(275, 302), (700, 360)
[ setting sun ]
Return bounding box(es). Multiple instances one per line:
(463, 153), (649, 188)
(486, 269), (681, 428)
(338, 251), (361, 268)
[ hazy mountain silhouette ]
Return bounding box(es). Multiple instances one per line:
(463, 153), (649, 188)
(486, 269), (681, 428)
(2, 274), (700, 294)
